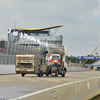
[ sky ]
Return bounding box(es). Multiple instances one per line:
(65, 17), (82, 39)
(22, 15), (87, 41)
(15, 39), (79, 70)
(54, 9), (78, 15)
(0, 0), (100, 57)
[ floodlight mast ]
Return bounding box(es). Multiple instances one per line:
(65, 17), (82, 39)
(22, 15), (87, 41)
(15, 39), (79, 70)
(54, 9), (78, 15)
(83, 47), (97, 65)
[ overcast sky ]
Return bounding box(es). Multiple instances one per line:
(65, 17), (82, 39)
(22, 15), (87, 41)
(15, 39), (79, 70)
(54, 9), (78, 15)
(0, 0), (100, 57)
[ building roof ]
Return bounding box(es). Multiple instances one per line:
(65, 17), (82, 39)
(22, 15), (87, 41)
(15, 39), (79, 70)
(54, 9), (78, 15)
(16, 25), (63, 31)
(90, 60), (100, 67)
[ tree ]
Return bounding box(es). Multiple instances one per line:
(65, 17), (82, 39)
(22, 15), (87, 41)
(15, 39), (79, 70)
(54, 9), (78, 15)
(65, 55), (81, 63)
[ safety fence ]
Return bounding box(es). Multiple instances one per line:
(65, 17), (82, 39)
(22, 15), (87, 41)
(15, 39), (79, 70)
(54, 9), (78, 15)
(0, 54), (15, 65)
(0, 40), (47, 65)
(0, 41), (47, 55)
(9, 77), (100, 100)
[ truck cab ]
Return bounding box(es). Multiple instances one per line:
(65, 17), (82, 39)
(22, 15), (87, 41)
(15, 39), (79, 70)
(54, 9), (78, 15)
(46, 47), (67, 77)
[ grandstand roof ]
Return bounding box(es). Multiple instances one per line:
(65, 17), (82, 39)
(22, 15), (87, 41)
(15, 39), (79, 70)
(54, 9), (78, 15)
(16, 25), (63, 31)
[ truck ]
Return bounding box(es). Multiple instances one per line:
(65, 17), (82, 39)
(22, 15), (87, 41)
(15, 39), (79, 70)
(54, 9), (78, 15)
(16, 54), (48, 77)
(46, 46), (67, 77)
(16, 47), (67, 77)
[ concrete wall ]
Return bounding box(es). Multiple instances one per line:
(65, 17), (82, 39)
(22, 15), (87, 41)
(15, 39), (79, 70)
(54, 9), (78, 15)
(0, 65), (16, 74)
(0, 65), (89, 75)
(9, 77), (100, 100)
(67, 67), (90, 72)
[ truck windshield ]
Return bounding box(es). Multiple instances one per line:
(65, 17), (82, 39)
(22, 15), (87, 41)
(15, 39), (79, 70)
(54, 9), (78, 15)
(52, 56), (59, 60)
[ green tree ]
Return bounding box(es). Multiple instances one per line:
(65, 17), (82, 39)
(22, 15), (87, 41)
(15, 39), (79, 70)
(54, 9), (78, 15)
(65, 55), (81, 63)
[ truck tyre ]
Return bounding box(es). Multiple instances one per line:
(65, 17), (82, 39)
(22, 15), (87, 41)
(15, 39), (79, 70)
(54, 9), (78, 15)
(55, 70), (58, 77)
(38, 72), (43, 77)
(21, 74), (25, 77)
(46, 73), (49, 76)
(62, 70), (65, 77)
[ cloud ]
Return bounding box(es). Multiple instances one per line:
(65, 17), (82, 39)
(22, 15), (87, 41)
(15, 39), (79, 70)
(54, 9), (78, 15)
(0, 0), (100, 56)
(92, 0), (100, 18)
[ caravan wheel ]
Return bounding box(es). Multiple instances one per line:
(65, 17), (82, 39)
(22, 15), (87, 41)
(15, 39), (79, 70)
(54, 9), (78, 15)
(21, 74), (25, 77)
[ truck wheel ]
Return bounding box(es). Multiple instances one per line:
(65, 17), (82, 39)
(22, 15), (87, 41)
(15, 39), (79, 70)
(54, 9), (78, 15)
(21, 74), (25, 77)
(62, 70), (65, 77)
(46, 73), (49, 76)
(38, 72), (43, 77)
(55, 70), (58, 77)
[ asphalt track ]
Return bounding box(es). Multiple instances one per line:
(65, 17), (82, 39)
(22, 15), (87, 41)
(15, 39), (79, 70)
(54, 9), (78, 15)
(0, 70), (100, 99)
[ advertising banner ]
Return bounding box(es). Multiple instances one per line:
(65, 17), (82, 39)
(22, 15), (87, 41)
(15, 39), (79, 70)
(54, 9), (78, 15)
(78, 56), (100, 60)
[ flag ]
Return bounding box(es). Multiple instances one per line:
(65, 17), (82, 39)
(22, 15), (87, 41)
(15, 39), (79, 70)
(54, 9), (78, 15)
(31, 36), (36, 42)
(24, 33), (28, 38)
(69, 60), (71, 63)
(20, 32), (23, 38)
(1, 25), (3, 31)
(8, 28), (11, 33)
(15, 31), (18, 36)
(13, 30), (15, 36)
(13, 30), (18, 36)
(27, 36), (31, 40)
(65, 46), (67, 51)
(46, 42), (49, 47)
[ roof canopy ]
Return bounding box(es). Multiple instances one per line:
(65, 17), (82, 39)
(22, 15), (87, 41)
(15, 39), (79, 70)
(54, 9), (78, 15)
(16, 25), (63, 31)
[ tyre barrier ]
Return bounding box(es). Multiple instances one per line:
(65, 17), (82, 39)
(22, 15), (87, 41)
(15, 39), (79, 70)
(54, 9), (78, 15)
(9, 77), (100, 100)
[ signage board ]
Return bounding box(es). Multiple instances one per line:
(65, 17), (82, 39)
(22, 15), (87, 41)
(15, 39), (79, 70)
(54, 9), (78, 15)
(78, 56), (100, 60)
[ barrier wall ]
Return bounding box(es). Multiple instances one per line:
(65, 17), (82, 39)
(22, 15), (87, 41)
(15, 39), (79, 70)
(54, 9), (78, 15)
(0, 65), (89, 75)
(0, 65), (16, 74)
(9, 77), (100, 100)
(0, 66), (89, 75)
(67, 67), (89, 72)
